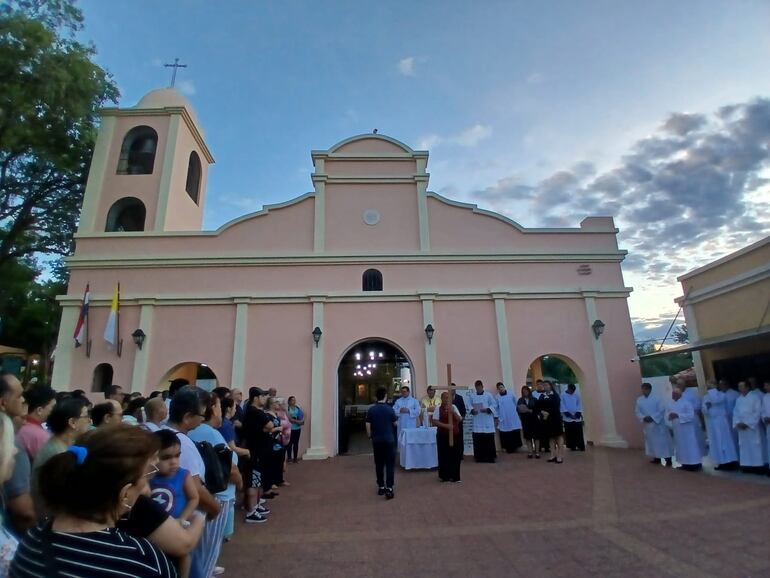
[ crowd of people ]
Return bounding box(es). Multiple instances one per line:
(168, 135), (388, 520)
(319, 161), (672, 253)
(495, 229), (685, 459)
(636, 377), (770, 474)
(364, 378), (585, 495)
(0, 372), (305, 578)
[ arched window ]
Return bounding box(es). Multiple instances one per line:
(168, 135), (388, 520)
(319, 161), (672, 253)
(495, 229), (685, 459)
(92, 363), (114, 393)
(362, 269), (383, 291)
(185, 151), (202, 203)
(105, 197), (146, 232)
(117, 126), (158, 175)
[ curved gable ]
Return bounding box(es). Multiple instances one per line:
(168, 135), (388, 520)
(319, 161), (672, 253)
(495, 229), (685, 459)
(214, 193), (315, 252)
(329, 134), (414, 155)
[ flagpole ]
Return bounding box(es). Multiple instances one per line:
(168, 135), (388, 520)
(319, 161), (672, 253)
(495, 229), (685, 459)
(116, 282), (122, 357)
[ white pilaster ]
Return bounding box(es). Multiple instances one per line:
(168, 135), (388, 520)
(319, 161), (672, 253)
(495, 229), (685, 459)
(304, 299), (329, 459)
(493, 295), (514, 388)
(417, 179), (430, 252)
(421, 296), (438, 387)
(153, 114), (182, 231)
(51, 306), (79, 391)
(130, 301), (155, 393)
(683, 304), (707, 391)
(584, 295), (627, 448)
(313, 180), (326, 253)
(78, 115), (117, 233)
(230, 300), (249, 389)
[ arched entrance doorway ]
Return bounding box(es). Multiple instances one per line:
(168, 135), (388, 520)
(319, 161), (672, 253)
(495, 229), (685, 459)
(526, 354), (593, 444)
(337, 339), (413, 455)
(157, 362), (219, 392)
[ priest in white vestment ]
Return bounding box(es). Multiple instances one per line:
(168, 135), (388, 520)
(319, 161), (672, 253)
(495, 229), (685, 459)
(719, 379), (740, 448)
(494, 382), (522, 453)
(681, 383), (706, 455)
(635, 383), (673, 465)
(667, 387), (704, 471)
(733, 381), (766, 472)
(392, 386), (421, 441)
(762, 382), (770, 465)
(702, 382), (738, 470)
(469, 380), (497, 463)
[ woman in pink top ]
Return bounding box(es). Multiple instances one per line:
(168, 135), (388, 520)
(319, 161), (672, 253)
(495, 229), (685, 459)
(17, 386), (56, 461)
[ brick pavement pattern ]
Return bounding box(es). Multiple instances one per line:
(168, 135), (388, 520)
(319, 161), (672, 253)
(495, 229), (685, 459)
(220, 448), (770, 578)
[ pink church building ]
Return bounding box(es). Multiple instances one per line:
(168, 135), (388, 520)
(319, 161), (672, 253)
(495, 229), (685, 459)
(52, 88), (642, 457)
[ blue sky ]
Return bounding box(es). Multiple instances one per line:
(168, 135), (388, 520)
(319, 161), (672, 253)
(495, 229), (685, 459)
(78, 0), (770, 342)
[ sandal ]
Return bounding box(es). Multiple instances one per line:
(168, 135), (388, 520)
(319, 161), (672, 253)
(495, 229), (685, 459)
(535, 453), (541, 459)
(527, 453), (533, 459)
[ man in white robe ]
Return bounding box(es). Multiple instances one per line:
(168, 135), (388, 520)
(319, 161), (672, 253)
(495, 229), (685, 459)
(680, 380), (706, 455)
(733, 381), (766, 473)
(392, 386), (420, 442)
(667, 387), (704, 471)
(469, 380), (497, 463)
(561, 383), (585, 451)
(494, 382), (522, 454)
(635, 382), (673, 466)
(702, 381), (738, 470)
(762, 381), (770, 466)
(719, 379), (740, 448)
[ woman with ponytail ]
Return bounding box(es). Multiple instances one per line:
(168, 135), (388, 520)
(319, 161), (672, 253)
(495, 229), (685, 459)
(11, 424), (177, 578)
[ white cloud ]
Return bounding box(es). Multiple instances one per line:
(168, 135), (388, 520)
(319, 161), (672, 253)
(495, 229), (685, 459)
(418, 124), (493, 150)
(177, 79), (197, 96)
(417, 134), (442, 149)
(398, 56), (416, 77)
(452, 124), (493, 147)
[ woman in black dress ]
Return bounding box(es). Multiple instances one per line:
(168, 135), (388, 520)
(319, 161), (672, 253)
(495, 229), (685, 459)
(517, 386), (540, 459)
(535, 380), (565, 463)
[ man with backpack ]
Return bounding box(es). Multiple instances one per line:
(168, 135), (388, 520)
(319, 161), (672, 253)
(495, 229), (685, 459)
(164, 386), (222, 578)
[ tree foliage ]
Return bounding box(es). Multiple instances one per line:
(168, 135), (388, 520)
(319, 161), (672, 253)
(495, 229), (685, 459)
(0, 3), (118, 266)
(636, 341), (693, 378)
(672, 324), (688, 344)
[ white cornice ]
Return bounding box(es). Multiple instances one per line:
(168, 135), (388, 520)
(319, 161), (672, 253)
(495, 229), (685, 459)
(675, 261), (770, 306)
(57, 287), (633, 307)
(65, 251), (628, 269)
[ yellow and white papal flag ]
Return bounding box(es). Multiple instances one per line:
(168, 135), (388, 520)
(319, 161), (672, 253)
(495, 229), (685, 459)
(103, 284), (120, 346)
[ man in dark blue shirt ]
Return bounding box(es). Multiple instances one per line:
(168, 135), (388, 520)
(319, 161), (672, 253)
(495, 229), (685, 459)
(365, 386), (398, 499)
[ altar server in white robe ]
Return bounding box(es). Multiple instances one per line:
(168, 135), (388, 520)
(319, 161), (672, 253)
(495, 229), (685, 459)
(667, 387), (704, 471)
(733, 381), (766, 473)
(635, 383), (673, 465)
(702, 381), (738, 470)
(469, 380), (498, 463)
(495, 382), (522, 453)
(762, 381), (770, 465)
(392, 386), (421, 441)
(680, 381), (706, 455)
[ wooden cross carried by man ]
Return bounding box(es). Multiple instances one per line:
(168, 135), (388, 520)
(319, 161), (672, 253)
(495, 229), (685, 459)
(431, 364), (457, 446)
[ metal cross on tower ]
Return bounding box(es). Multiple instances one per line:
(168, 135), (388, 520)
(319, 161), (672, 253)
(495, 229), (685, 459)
(164, 57), (187, 88)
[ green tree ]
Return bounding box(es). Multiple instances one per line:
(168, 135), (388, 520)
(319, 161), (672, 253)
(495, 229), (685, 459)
(672, 324), (688, 344)
(0, 2), (118, 267)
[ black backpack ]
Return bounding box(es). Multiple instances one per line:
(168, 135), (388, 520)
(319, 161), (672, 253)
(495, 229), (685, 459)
(194, 440), (233, 494)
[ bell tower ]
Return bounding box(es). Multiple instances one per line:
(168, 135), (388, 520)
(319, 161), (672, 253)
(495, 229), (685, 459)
(77, 87), (214, 234)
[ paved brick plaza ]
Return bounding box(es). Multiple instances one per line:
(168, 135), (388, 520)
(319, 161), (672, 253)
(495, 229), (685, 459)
(220, 448), (770, 578)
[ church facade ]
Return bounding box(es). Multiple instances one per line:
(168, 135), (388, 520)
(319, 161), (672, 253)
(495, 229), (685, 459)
(52, 88), (642, 457)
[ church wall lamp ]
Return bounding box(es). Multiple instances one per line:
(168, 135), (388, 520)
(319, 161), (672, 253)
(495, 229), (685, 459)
(424, 324), (435, 344)
(131, 328), (146, 350)
(592, 319), (606, 339)
(312, 326), (322, 348)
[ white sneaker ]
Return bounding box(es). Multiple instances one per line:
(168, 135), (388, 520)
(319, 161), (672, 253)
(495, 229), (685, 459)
(259, 498), (266, 506)
(212, 566), (225, 576)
